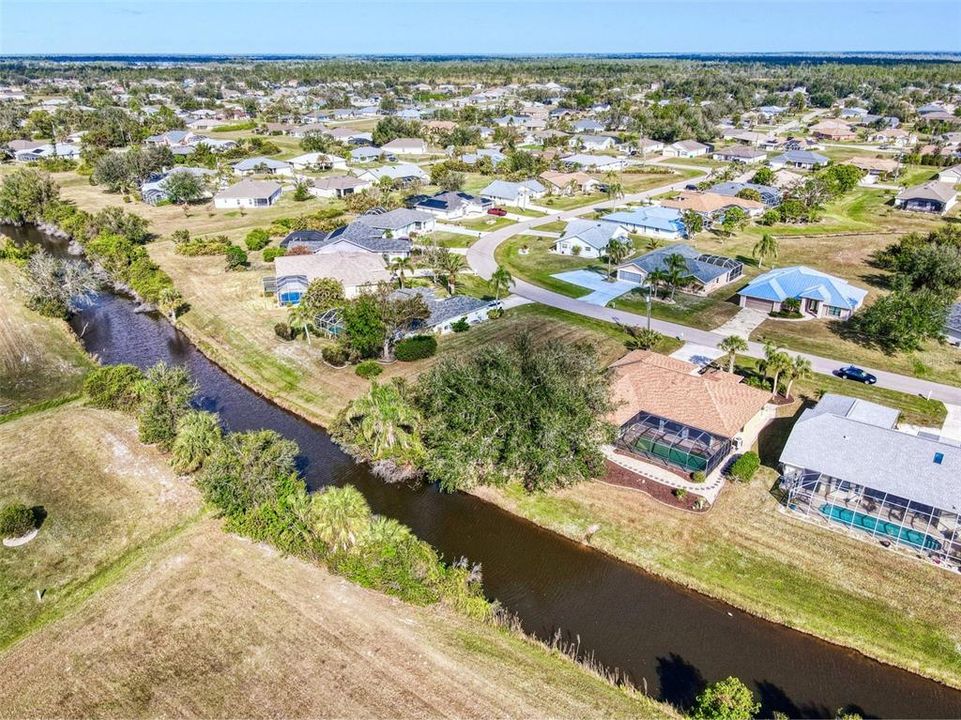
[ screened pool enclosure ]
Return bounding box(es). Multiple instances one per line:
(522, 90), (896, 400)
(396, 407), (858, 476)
(781, 468), (961, 569)
(616, 411), (732, 475)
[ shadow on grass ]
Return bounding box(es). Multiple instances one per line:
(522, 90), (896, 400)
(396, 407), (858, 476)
(756, 401), (810, 468)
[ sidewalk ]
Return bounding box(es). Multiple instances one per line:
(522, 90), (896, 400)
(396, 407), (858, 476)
(601, 446), (726, 503)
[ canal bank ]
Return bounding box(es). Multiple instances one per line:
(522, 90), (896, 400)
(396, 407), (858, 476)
(9, 222), (961, 718)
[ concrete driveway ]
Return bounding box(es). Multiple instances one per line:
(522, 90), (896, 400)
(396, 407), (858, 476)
(552, 269), (637, 306)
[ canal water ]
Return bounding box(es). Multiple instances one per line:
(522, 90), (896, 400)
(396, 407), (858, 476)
(10, 223), (961, 718)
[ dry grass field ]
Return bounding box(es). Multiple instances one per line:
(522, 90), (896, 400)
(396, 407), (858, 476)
(0, 263), (93, 415)
(0, 520), (676, 719)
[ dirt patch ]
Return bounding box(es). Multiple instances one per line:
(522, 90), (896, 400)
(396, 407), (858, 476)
(601, 460), (707, 512)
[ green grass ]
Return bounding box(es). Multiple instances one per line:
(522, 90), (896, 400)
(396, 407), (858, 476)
(609, 284), (743, 331)
(458, 215), (517, 232)
(495, 234), (597, 298)
(539, 192), (608, 211)
(426, 231), (475, 249)
(534, 220), (568, 233)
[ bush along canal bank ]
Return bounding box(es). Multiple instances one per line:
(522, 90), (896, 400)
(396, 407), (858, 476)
(8, 218), (961, 719)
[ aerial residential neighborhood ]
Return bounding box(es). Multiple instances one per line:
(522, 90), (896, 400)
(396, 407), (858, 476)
(1, 2), (961, 719)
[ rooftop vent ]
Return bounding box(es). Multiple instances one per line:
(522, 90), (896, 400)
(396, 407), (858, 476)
(934, 452), (945, 465)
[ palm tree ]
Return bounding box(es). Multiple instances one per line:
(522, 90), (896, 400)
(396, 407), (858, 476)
(664, 253), (691, 300)
(646, 268), (669, 299)
(489, 265), (514, 300)
(752, 233), (779, 269)
(719, 335), (748, 373)
(342, 381), (424, 463)
(310, 485), (371, 553)
(157, 287), (184, 325)
(288, 302), (316, 346)
(760, 342), (792, 396)
(604, 238), (632, 279)
(170, 410), (222, 473)
(360, 516), (412, 548)
(389, 256), (414, 288)
(784, 355), (813, 401)
(439, 252), (465, 294)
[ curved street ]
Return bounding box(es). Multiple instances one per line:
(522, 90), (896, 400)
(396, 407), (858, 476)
(466, 166), (961, 406)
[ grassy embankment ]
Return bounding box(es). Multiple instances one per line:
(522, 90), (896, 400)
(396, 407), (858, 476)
(0, 405), (676, 719)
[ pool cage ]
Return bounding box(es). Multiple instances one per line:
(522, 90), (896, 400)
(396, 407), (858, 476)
(696, 252), (744, 281)
(616, 411), (732, 475)
(781, 467), (961, 570)
(314, 307), (344, 338)
(275, 275), (308, 306)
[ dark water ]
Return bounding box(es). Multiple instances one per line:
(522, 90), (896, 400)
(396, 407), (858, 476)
(10, 223), (961, 718)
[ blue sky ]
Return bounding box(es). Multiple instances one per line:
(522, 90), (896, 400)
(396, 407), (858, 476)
(2, 1), (959, 55)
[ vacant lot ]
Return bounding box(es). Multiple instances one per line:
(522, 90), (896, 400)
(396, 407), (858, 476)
(0, 263), (93, 415)
(0, 520), (675, 719)
(0, 405), (198, 648)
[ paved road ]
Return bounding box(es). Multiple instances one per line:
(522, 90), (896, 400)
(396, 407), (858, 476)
(466, 166), (961, 405)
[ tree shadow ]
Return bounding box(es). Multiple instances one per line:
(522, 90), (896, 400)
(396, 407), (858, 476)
(755, 680), (835, 719)
(757, 400), (811, 468)
(30, 505), (48, 530)
(655, 653), (705, 709)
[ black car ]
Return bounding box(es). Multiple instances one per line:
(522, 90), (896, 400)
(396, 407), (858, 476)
(835, 365), (877, 384)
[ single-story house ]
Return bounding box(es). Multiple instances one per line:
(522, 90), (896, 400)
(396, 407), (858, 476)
(539, 170), (602, 195)
(737, 266), (867, 319)
(353, 207), (435, 237)
(572, 119), (606, 133)
(938, 164), (961, 185)
(14, 142), (81, 162)
(281, 224), (412, 261)
(868, 128), (916, 148)
(551, 219), (631, 258)
(392, 287), (497, 335)
(232, 156), (293, 176)
(351, 146), (389, 163)
(633, 137), (665, 155)
(288, 152), (347, 171)
(848, 156), (900, 177)
(140, 166), (215, 205)
(712, 145), (767, 164)
(561, 153), (628, 171)
(710, 181), (782, 207)
(615, 243), (744, 295)
(778, 393), (961, 569)
(756, 105), (787, 121)
(575, 134), (618, 151)
(415, 190), (490, 220)
(810, 120), (857, 141)
(308, 175), (372, 199)
(214, 179), (282, 209)
(894, 182), (958, 215)
(273, 252), (391, 305)
(770, 150), (830, 171)
(601, 207), (686, 240)
(381, 138), (428, 155)
(480, 179), (547, 208)
(660, 191), (765, 219)
(355, 163), (430, 185)
(662, 140), (711, 158)
(609, 350), (771, 476)
(460, 148), (506, 167)
(327, 127), (373, 144)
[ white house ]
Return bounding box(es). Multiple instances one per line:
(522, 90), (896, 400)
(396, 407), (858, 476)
(232, 156), (293, 176)
(288, 152), (347, 171)
(938, 164), (961, 185)
(574, 134), (618, 151)
(415, 191), (490, 220)
(214, 179), (282, 209)
(14, 142), (81, 162)
(600, 207), (685, 240)
(561, 153), (627, 171)
(480, 179), (547, 208)
(355, 163), (429, 185)
(663, 140), (711, 158)
(307, 175), (372, 199)
(551, 219), (631, 259)
(381, 138), (427, 155)
(274, 252), (391, 304)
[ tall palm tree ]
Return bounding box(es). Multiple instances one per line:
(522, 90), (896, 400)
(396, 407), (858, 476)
(752, 233), (779, 269)
(170, 410), (222, 473)
(646, 268), (669, 299)
(439, 252), (465, 294)
(341, 381), (424, 463)
(784, 355), (813, 401)
(604, 238), (632, 279)
(157, 287), (184, 325)
(760, 342), (792, 396)
(489, 265), (514, 300)
(288, 302), (315, 346)
(310, 485), (371, 553)
(389, 256), (414, 288)
(719, 335), (748, 373)
(664, 253), (691, 300)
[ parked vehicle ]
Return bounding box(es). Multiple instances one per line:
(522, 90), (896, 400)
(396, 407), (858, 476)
(488, 207), (508, 216)
(835, 365), (877, 384)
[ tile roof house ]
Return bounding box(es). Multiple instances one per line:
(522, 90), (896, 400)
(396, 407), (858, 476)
(601, 207), (686, 240)
(737, 266), (867, 319)
(660, 191), (765, 218)
(615, 243), (744, 295)
(551, 219), (631, 258)
(778, 393), (961, 568)
(213, 179), (282, 209)
(894, 182), (958, 215)
(539, 170), (602, 195)
(609, 350), (771, 475)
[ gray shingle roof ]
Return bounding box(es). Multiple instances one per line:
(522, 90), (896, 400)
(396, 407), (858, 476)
(392, 287), (491, 328)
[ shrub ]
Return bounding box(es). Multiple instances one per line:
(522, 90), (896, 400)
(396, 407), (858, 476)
(759, 209), (780, 226)
(355, 360), (383, 379)
(137, 362), (197, 450)
(171, 410), (223, 474)
(274, 322), (296, 341)
(171, 228), (191, 245)
(322, 344), (350, 366)
(244, 228), (271, 251)
(263, 246), (286, 262)
(83, 364), (144, 409)
(224, 245), (249, 271)
(0, 503), (36, 538)
(673, 488), (688, 499)
(730, 451), (760, 482)
(691, 470), (706, 483)
(394, 334), (438, 361)
(451, 317), (470, 333)
(175, 235), (231, 256)
(487, 307), (504, 320)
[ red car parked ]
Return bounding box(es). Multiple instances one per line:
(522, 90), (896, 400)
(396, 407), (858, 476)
(487, 207), (508, 216)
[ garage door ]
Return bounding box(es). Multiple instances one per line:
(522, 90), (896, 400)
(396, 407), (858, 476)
(618, 270), (644, 284)
(743, 297), (773, 312)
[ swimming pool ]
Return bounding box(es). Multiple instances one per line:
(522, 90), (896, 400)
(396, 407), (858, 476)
(818, 503), (943, 552)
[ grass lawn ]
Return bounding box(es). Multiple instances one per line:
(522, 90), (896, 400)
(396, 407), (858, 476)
(609, 283), (743, 331)
(495, 233), (598, 299)
(425, 230), (475, 249)
(0, 518), (675, 719)
(458, 215), (516, 232)
(534, 219), (568, 233)
(505, 205), (549, 218)
(539, 192), (608, 211)
(0, 264), (94, 415)
(0, 405), (199, 649)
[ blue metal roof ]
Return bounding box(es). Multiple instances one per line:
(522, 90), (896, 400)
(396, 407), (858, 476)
(739, 266), (867, 310)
